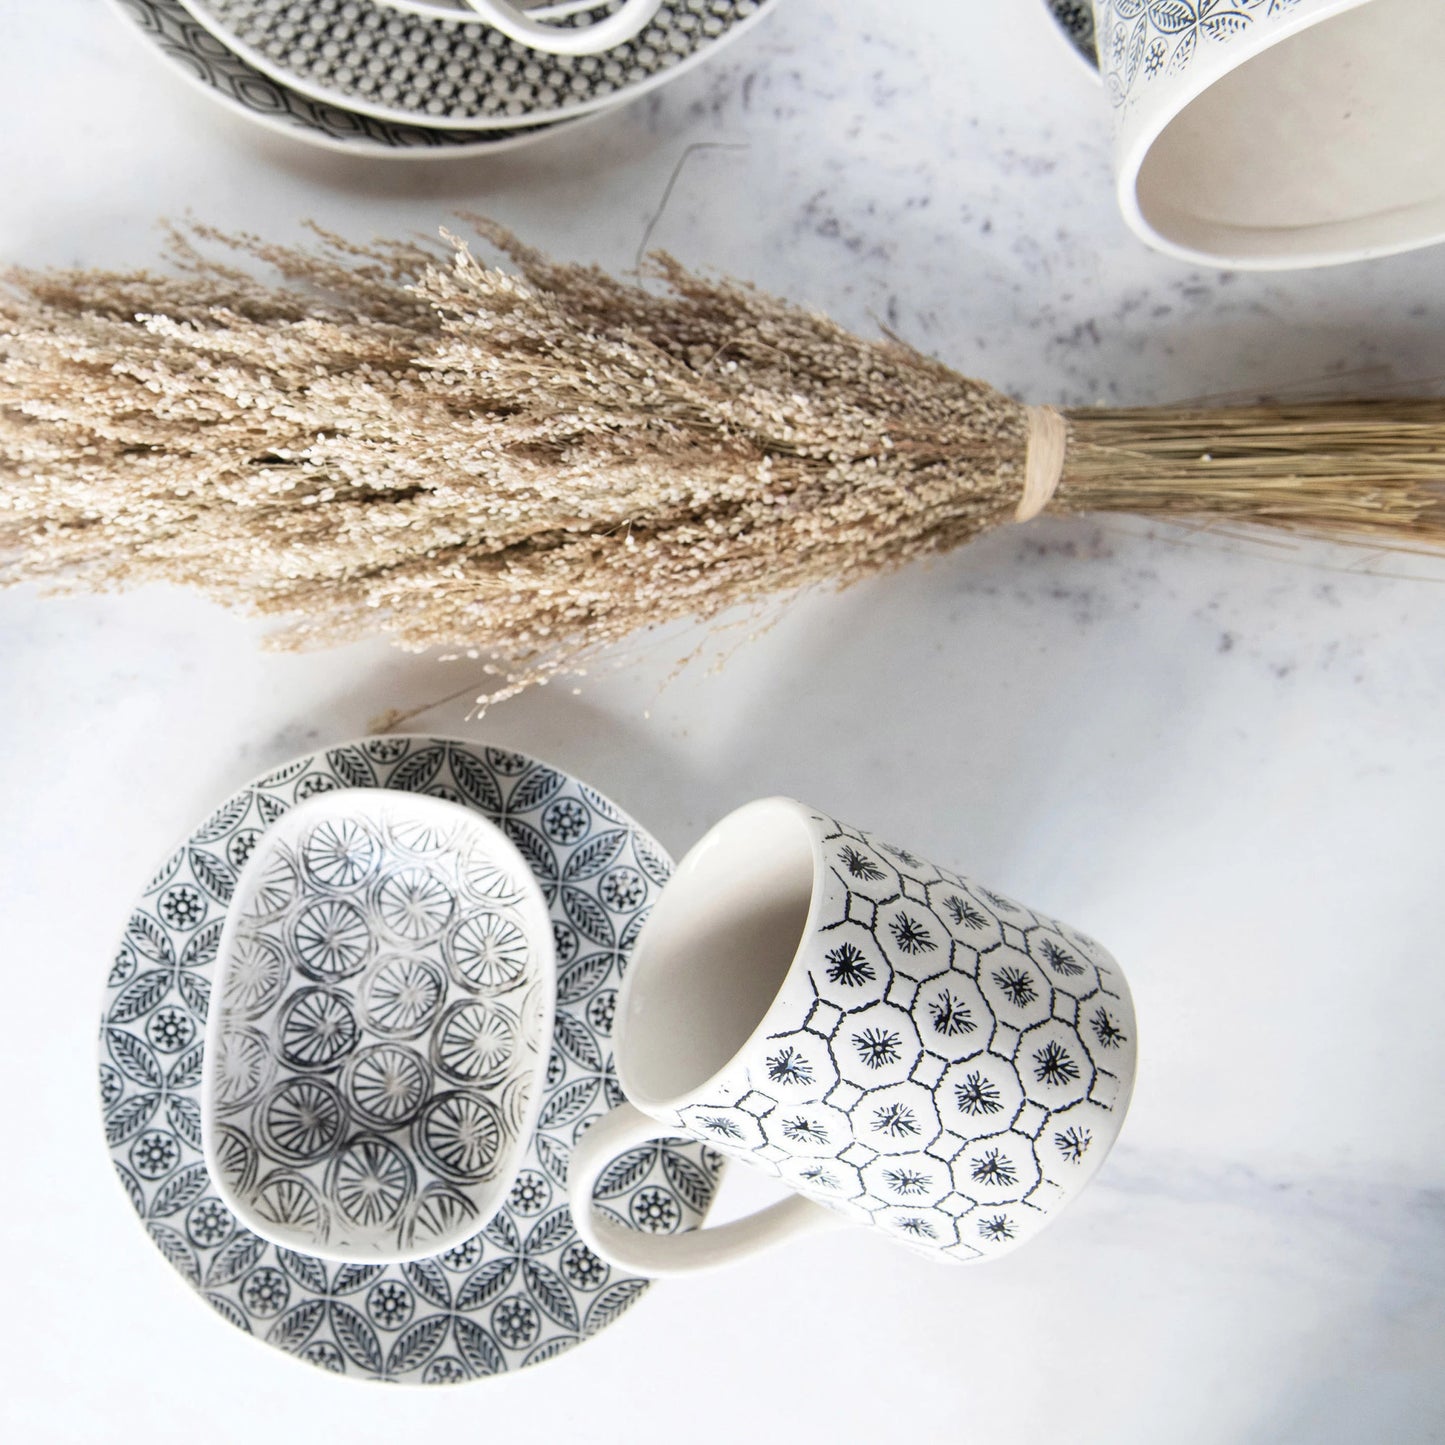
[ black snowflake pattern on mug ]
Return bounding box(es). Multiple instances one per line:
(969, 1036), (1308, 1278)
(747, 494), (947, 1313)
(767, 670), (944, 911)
(872, 1102), (919, 1139)
(928, 989), (975, 1037)
(1054, 1126), (1092, 1164)
(852, 1026), (903, 1070)
(991, 964), (1038, 1007)
(698, 1114), (745, 1140)
(978, 1214), (1015, 1242)
(943, 894), (988, 929)
(954, 1070), (1004, 1117)
(781, 1115), (828, 1144)
(799, 1164), (838, 1189)
(1090, 1005), (1127, 1049)
(1033, 1040), (1081, 1087)
(970, 1148), (1018, 1188)
(883, 1167), (931, 1196)
(766, 1046), (814, 1086)
(837, 845), (884, 881)
(896, 1215), (936, 1239)
(1038, 937), (1086, 977)
(825, 942), (876, 987)
(888, 913), (936, 955)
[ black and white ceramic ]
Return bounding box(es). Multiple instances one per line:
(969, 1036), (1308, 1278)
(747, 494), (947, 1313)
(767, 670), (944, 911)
(569, 798), (1136, 1274)
(171, 0), (777, 129)
(391, 0), (665, 57)
(1044, 0), (1097, 70)
(1089, 0), (1445, 267)
(99, 739), (723, 1382)
(204, 790), (555, 1263)
(109, 0), (584, 157)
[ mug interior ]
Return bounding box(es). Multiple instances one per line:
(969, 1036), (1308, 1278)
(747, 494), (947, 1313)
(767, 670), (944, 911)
(617, 799), (815, 1109)
(1131, 0), (1445, 266)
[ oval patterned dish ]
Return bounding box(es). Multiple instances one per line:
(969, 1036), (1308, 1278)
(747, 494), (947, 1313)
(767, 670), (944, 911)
(99, 739), (723, 1382)
(204, 790), (554, 1263)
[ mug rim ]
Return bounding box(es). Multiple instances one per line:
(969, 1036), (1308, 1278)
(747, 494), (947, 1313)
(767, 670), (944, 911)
(613, 795), (822, 1113)
(1103, 0), (1445, 268)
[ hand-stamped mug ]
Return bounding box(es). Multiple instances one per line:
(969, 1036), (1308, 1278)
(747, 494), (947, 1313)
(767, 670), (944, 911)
(386, 0), (663, 56)
(568, 798), (1137, 1273)
(1091, 0), (1445, 268)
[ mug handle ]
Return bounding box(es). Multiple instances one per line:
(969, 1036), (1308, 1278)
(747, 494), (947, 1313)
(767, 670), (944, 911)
(461, 0), (662, 56)
(568, 1103), (846, 1275)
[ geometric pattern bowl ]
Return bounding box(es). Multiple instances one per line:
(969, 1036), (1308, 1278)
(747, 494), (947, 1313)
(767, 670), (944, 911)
(100, 738), (723, 1382)
(204, 790), (555, 1263)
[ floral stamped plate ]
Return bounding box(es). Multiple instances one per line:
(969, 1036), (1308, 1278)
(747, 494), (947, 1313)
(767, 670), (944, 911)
(109, 0), (587, 157)
(172, 0), (779, 130)
(99, 739), (724, 1382)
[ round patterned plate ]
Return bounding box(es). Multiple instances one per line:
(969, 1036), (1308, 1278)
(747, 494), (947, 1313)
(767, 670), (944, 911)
(99, 738), (724, 1382)
(109, 0), (590, 157)
(170, 0), (778, 130)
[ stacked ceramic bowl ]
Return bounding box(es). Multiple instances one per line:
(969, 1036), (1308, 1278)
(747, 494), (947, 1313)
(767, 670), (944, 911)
(109, 0), (780, 157)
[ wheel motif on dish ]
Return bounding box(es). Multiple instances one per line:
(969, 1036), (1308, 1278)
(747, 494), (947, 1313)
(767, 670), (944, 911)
(256, 1076), (347, 1163)
(277, 987), (360, 1070)
(358, 953), (447, 1038)
(432, 999), (518, 1087)
(415, 1091), (506, 1183)
(328, 1135), (416, 1229)
(342, 1042), (432, 1129)
(290, 897), (371, 980)
(448, 910), (531, 992)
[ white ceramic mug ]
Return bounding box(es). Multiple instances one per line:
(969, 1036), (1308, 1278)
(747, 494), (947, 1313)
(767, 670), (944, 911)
(384, 0), (663, 56)
(1091, 0), (1445, 268)
(568, 799), (1137, 1274)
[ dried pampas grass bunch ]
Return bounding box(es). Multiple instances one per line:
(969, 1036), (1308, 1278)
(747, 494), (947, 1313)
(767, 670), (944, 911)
(2, 221), (1442, 703)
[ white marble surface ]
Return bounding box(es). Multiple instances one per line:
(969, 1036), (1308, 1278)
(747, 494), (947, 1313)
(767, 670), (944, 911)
(2, 1), (1444, 1440)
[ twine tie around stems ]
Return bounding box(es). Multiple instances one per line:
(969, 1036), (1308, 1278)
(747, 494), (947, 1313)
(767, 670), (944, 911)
(1018, 404), (1069, 522)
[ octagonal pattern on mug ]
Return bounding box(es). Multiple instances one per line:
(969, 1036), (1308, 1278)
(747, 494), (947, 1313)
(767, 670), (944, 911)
(757, 1028), (837, 1103)
(760, 1100), (854, 1158)
(832, 1000), (924, 1090)
(977, 945), (1054, 1032)
(1035, 1098), (1119, 1183)
(874, 1204), (959, 1254)
(1025, 924), (1100, 997)
(875, 900), (951, 979)
(936, 1053), (1025, 1137)
(952, 1129), (1041, 1206)
(927, 880), (1006, 953)
(823, 835), (904, 906)
(913, 971), (994, 1061)
(854, 1080), (941, 1156)
(1018, 1019), (1094, 1110)
(678, 1103), (766, 1152)
(777, 1152), (868, 1204)
(812, 920), (889, 1005)
(1077, 997), (1132, 1073)
(861, 1152), (954, 1209)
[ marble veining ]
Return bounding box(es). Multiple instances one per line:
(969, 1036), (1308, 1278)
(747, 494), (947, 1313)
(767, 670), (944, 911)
(0, 0), (1442, 1439)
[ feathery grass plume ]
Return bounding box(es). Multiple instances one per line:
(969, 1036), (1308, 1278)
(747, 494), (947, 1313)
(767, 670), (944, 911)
(2, 220), (1442, 704)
